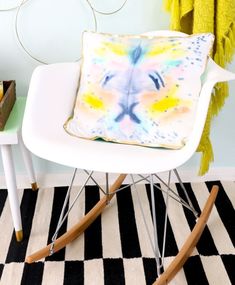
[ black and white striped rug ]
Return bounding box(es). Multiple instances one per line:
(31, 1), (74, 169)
(0, 180), (234, 285)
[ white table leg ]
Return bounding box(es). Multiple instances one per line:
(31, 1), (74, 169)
(19, 135), (38, 191)
(1, 145), (23, 242)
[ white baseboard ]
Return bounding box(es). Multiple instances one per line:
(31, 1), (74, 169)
(0, 167), (234, 189)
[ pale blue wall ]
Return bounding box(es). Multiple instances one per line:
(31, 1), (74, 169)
(0, 0), (234, 175)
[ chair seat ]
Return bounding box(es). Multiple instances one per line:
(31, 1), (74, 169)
(25, 122), (196, 174)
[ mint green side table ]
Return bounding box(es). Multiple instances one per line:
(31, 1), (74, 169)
(0, 96), (38, 242)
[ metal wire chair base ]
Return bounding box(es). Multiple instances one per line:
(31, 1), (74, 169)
(25, 170), (219, 285)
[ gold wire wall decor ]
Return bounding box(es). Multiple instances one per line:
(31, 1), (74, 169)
(0, 0), (128, 64)
(14, 0), (98, 64)
(0, 0), (28, 12)
(85, 0), (128, 15)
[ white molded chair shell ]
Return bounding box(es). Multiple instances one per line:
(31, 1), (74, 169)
(22, 31), (235, 175)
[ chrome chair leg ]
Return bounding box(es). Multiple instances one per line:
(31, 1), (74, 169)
(173, 169), (198, 218)
(49, 169), (92, 255)
(149, 174), (162, 276)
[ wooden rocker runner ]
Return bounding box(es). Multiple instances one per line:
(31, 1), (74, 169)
(25, 173), (127, 264)
(22, 30), (235, 284)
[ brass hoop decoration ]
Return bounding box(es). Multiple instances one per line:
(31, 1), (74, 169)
(85, 0), (128, 15)
(15, 0), (97, 64)
(0, 0), (28, 12)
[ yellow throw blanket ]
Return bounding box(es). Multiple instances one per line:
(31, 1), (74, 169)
(164, 0), (235, 174)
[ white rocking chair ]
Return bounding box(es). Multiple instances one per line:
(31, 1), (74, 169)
(22, 30), (235, 284)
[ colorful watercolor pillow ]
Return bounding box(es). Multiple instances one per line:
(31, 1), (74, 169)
(64, 31), (214, 149)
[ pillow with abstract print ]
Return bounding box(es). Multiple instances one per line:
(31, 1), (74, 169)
(64, 31), (214, 149)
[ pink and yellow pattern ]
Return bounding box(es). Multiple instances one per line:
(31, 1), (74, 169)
(65, 31), (214, 148)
